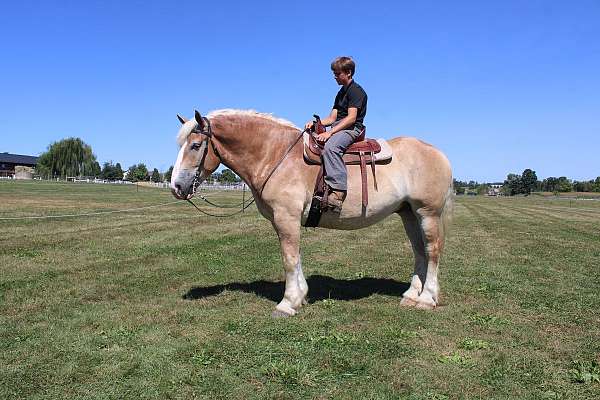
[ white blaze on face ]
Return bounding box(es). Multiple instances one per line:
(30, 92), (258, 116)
(170, 145), (186, 191)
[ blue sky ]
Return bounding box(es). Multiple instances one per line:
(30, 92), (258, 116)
(1, 0), (598, 182)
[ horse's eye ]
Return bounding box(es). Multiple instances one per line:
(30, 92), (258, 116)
(191, 142), (202, 151)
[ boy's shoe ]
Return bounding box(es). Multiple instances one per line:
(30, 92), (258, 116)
(327, 190), (346, 213)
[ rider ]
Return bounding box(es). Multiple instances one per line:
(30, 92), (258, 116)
(305, 56), (368, 211)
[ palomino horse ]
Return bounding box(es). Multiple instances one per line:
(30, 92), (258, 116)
(171, 110), (453, 317)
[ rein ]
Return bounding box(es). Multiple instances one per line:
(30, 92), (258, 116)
(185, 117), (306, 218)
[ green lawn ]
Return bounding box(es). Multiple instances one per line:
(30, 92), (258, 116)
(1, 180), (599, 399)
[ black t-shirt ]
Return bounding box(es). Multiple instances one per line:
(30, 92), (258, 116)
(333, 80), (368, 130)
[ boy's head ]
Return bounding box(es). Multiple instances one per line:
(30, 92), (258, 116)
(331, 56), (355, 78)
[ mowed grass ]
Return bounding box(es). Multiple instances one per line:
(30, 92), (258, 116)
(1, 180), (599, 399)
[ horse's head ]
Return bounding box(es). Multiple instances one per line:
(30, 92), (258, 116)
(170, 110), (221, 199)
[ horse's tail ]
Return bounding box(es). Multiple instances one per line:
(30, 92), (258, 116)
(439, 181), (454, 245)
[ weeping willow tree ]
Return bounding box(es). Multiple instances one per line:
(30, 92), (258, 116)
(36, 137), (101, 179)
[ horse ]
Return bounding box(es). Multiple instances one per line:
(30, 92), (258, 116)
(171, 109), (453, 317)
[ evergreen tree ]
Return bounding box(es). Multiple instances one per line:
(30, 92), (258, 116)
(114, 163), (124, 180)
(164, 166), (174, 183)
(151, 168), (161, 183)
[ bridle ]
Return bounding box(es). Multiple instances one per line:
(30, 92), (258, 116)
(191, 117), (218, 175)
(185, 116), (306, 217)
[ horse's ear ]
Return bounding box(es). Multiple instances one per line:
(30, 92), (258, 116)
(177, 114), (188, 124)
(194, 110), (205, 131)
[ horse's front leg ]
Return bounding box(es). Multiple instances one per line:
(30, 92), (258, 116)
(271, 210), (308, 317)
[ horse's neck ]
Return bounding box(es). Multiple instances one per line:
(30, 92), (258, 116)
(211, 116), (301, 191)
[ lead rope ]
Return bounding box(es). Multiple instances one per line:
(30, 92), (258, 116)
(186, 196), (255, 218)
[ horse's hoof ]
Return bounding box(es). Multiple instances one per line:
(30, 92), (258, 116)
(400, 297), (418, 307)
(415, 301), (436, 310)
(272, 310), (293, 318)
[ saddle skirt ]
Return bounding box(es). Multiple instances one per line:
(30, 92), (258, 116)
(303, 132), (393, 165)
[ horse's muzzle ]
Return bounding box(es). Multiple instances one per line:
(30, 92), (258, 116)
(171, 184), (194, 200)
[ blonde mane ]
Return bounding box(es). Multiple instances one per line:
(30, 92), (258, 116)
(176, 109), (298, 146)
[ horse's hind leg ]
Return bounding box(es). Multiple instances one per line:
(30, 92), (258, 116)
(413, 209), (444, 309)
(398, 207), (427, 307)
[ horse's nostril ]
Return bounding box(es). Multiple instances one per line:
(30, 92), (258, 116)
(175, 183), (182, 192)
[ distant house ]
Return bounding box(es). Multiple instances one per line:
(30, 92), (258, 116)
(0, 152), (38, 178)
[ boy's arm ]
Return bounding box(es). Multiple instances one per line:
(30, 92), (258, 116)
(320, 109), (338, 127)
(315, 107), (357, 142)
(328, 107), (357, 134)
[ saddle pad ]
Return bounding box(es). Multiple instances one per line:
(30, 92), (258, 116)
(303, 132), (393, 165)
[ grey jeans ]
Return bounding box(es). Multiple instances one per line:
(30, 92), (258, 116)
(322, 127), (362, 191)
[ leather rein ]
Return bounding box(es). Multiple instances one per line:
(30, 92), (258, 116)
(186, 117), (306, 217)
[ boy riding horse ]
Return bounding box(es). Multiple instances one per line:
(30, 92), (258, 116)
(304, 56), (368, 212)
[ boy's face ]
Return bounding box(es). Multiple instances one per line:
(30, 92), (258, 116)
(332, 69), (352, 85)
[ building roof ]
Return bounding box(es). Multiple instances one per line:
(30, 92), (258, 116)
(0, 152), (39, 165)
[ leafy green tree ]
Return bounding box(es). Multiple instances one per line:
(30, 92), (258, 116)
(557, 176), (572, 192)
(542, 177), (559, 192)
(101, 161), (125, 180)
(37, 137), (99, 178)
(574, 180), (595, 192)
(218, 169), (240, 183)
(127, 163), (149, 182)
(521, 169), (538, 195)
(503, 173), (523, 196)
(151, 168), (161, 183)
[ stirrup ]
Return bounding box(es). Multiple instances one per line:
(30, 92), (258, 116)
(326, 191), (345, 213)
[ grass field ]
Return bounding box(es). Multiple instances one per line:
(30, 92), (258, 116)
(1, 180), (599, 399)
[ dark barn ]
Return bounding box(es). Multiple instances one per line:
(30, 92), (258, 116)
(0, 152), (38, 178)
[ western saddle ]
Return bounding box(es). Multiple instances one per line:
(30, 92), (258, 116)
(303, 115), (391, 227)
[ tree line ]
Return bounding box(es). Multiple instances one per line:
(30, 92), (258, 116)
(455, 168), (600, 196)
(35, 137), (241, 183)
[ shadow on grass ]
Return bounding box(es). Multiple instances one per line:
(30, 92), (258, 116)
(183, 275), (409, 304)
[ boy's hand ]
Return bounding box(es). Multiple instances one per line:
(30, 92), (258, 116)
(315, 131), (333, 143)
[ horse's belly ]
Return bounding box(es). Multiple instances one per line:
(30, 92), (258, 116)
(303, 198), (404, 230)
